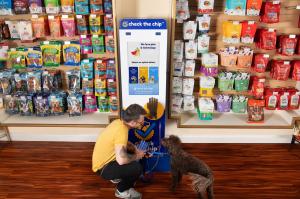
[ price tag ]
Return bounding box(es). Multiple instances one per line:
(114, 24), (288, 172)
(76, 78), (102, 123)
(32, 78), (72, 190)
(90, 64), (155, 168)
(92, 35), (99, 38)
(62, 15), (68, 19)
(76, 15), (82, 19)
(65, 41), (71, 44)
(48, 15), (54, 19)
(268, 28), (275, 32)
(284, 61), (290, 65)
(248, 21), (255, 25)
(259, 79), (265, 83)
(32, 15), (38, 19)
(273, 92), (278, 95)
(90, 14), (96, 18)
(263, 54), (270, 58)
(97, 60), (102, 63)
(233, 21), (239, 25)
(80, 35), (87, 38)
(289, 35), (296, 39)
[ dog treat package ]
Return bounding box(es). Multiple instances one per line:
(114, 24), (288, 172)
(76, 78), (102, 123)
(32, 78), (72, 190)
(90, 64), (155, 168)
(218, 71), (235, 91)
(31, 15), (48, 38)
(278, 92), (289, 110)
(4, 94), (19, 114)
(67, 93), (82, 116)
(53, 70), (63, 91)
(5, 21), (20, 39)
(94, 59), (106, 79)
(265, 89), (279, 110)
(92, 35), (105, 54)
(199, 76), (215, 97)
(234, 72), (250, 91)
(241, 21), (257, 44)
(224, 0), (246, 16)
(48, 15), (63, 37)
(61, 0), (74, 13)
(106, 59), (115, 79)
(8, 48), (26, 69)
(172, 76), (183, 94)
(260, 1), (280, 24)
(17, 21), (34, 41)
(104, 14), (113, 35)
(63, 41), (81, 66)
(256, 28), (277, 50)
(0, 0), (13, 15)
(76, 15), (89, 35)
(48, 92), (65, 116)
(183, 95), (195, 111)
(26, 47), (43, 68)
(89, 14), (103, 35)
(216, 94), (232, 112)
(247, 99), (264, 123)
(0, 43), (9, 61)
(173, 62), (184, 77)
(61, 15), (76, 37)
(41, 41), (61, 67)
(198, 97), (214, 120)
(80, 59), (93, 79)
(66, 69), (80, 93)
(27, 70), (42, 93)
(44, 0), (60, 14)
(94, 77), (106, 96)
(232, 95), (248, 113)
(246, 0), (262, 16)
(13, 0), (29, 14)
(107, 78), (116, 96)
(42, 70), (55, 93)
(14, 72), (27, 94)
(182, 78), (194, 96)
(197, 34), (210, 54)
(292, 61), (300, 81)
(90, 0), (103, 14)
(196, 14), (211, 34)
(251, 76), (265, 99)
(173, 40), (184, 61)
(253, 54), (269, 73)
(84, 95), (97, 113)
(109, 95), (118, 112)
(185, 40), (197, 60)
(222, 21), (242, 44)
(289, 89), (300, 110)
(0, 70), (14, 94)
(80, 35), (92, 54)
(98, 96), (109, 112)
(28, 0), (43, 14)
(105, 35), (114, 53)
(176, 0), (190, 23)
(75, 0), (89, 14)
(171, 94), (183, 113)
(184, 60), (195, 77)
(237, 47), (253, 69)
(18, 94), (34, 116)
(82, 76), (94, 95)
(34, 94), (50, 117)
(219, 46), (238, 67)
(198, 0), (214, 14)
(270, 60), (291, 81)
(183, 21), (197, 40)
(201, 53), (218, 76)
(277, 35), (297, 56)
(0, 21), (11, 40)
(103, 0), (112, 13)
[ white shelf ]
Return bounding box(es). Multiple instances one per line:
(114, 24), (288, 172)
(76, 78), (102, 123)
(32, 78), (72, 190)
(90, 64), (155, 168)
(0, 109), (11, 124)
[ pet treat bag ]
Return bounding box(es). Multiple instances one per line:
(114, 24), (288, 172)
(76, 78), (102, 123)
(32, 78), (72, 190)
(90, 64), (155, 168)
(80, 35), (92, 54)
(216, 94), (232, 112)
(251, 76), (265, 99)
(28, 0), (43, 13)
(84, 95), (97, 112)
(278, 92), (289, 110)
(107, 78), (116, 96)
(202, 53), (218, 68)
(198, 34), (210, 54)
(5, 21), (20, 39)
(173, 40), (184, 61)
(94, 78), (106, 96)
(232, 95), (247, 113)
(270, 61), (291, 81)
(171, 94), (183, 113)
(104, 0), (112, 13)
(8, 48), (26, 69)
(183, 21), (197, 40)
(241, 21), (257, 44)
(34, 94), (50, 117)
(198, 0), (214, 14)
(234, 72), (250, 91)
(90, 0), (103, 14)
(75, 0), (89, 14)
(183, 95), (195, 111)
(222, 21), (242, 44)
(80, 59), (94, 79)
(225, 0), (246, 16)
(14, 72), (27, 94)
(198, 97), (214, 116)
(219, 47), (238, 67)
(0, 21), (11, 40)
(61, 15), (76, 37)
(106, 59), (116, 79)
(246, 0), (262, 16)
(173, 62), (184, 77)
(98, 96), (109, 112)
(89, 14), (103, 35)
(82, 77), (94, 95)
(196, 14), (211, 34)
(253, 54), (269, 73)
(26, 48), (43, 68)
(176, 0), (190, 23)
(292, 61), (300, 81)
(13, 0), (29, 14)
(48, 15), (62, 37)
(182, 78), (194, 96)
(257, 29), (277, 50)
(61, 0), (74, 13)
(27, 70), (42, 93)
(184, 60), (195, 77)
(42, 70), (54, 93)
(105, 35), (114, 53)
(0, 44), (9, 61)
(218, 71), (235, 91)
(17, 21), (34, 41)
(44, 0), (60, 14)
(92, 35), (105, 54)
(277, 35), (297, 56)
(4, 94), (19, 114)
(247, 99), (264, 123)
(104, 14), (113, 35)
(41, 41), (61, 67)
(67, 93), (82, 116)
(199, 76), (215, 97)
(66, 69), (80, 93)
(0, 70), (14, 94)
(94, 59), (107, 79)
(109, 95), (118, 112)
(18, 94), (34, 116)
(31, 15), (48, 38)
(289, 91), (300, 110)
(237, 47), (253, 69)
(260, 1), (280, 24)
(172, 76), (183, 94)
(48, 92), (65, 115)
(0, 0), (13, 15)
(185, 40), (197, 59)
(265, 90), (279, 110)
(63, 42), (81, 66)
(76, 15), (89, 35)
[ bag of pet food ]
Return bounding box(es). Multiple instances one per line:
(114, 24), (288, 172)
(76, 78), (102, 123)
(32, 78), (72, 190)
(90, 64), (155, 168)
(183, 95), (195, 111)
(26, 47), (43, 68)
(241, 21), (257, 44)
(218, 71), (235, 91)
(107, 78), (117, 96)
(29, 0), (43, 14)
(173, 62), (184, 77)
(75, 0), (89, 14)
(4, 94), (19, 114)
(13, 0), (29, 14)
(219, 46), (238, 67)
(232, 95), (247, 113)
(171, 94), (183, 113)
(44, 0), (60, 14)
(103, 0), (112, 13)
(198, 34), (210, 54)
(257, 28), (277, 50)
(94, 59), (107, 79)
(61, 0), (74, 13)
(176, 0), (190, 23)
(13, 72), (27, 94)
(278, 92), (289, 110)
(199, 76), (215, 97)
(292, 61), (300, 81)
(0, 70), (14, 94)
(289, 90), (300, 110)
(104, 14), (113, 35)
(42, 70), (54, 93)
(173, 40), (184, 61)
(224, 0), (246, 16)
(84, 95), (97, 113)
(253, 54), (269, 73)
(67, 93), (82, 117)
(182, 78), (194, 96)
(198, 97), (214, 120)
(89, 14), (103, 35)
(8, 48), (26, 69)
(5, 20), (20, 39)
(270, 60), (291, 81)
(222, 21), (242, 44)
(0, 43), (9, 61)
(27, 70), (42, 93)
(0, 20), (11, 40)
(34, 94), (50, 117)
(80, 35), (92, 54)
(41, 41), (61, 67)
(216, 94), (232, 112)
(31, 15), (48, 38)
(237, 47), (253, 69)
(0, 0), (13, 15)
(76, 15), (89, 35)
(109, 95), (118, 112)
(246, 0), (262, 16)
(247, 99), (264, 123)
(92, 35), (105, 54)
(61, 15), (76, 37)
(48, 92), (65, 116)
(90, 0), (103, 14)
(277, 35), (297, 56)
(234, 72), (250, 91)
(18, 94), (34, 116)
(98, 96), (109, 112)
(80, 59), (94, 79)
(184, 60), (195, 77)
(105, 35), (114, 53)
(201, 53), (218, 76)
(82, 76), (94, 95)
(260, 1), (280, 24)
(94, 77), (106, 96)
(198, 0), (214, 14)
(183, 21), (197, 40)
(48, 15), (63, 37)
(251, 76), (265, 99)
(63, 41), (81, 66)
(196, 14), (211, 34)
(66, 69), (80, 93)
(265, 89), (279, 110)
(17, 21), (34, 41)
(172, 76), (183, 94)
(185, 40), (197, 59)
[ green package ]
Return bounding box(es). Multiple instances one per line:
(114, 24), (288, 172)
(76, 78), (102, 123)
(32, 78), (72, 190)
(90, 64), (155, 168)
(44, 0), (60, 14)
(92, 35), (105, 54)
(41, 41), (62, 67)
(98, 96), (109, 112)
(8, 48), (27, 69)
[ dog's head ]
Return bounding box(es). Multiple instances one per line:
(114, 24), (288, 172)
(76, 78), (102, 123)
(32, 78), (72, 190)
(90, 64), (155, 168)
(161, 135), (182, 154)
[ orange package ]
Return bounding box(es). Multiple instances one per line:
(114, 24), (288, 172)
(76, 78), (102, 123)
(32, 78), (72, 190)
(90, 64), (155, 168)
(31, 15), (49, 38)
(246, 0), (262, 16)
(247, 99), (265, 123)
(48, 15), (63, 37)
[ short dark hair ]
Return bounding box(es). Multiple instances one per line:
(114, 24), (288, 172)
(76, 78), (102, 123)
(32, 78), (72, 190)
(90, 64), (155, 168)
(122, 104), (147, 122)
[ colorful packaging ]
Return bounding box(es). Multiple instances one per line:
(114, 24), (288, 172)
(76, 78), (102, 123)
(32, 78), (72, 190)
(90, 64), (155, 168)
(42, 70), (54, 93)
(0, 43), (9, 61)
(41, 41), (61, 67)
(0, 0), (13, 15)
(27, 70), (42, 93)
(13, 0), (29, 14)
(237, 47), (253, 69)
(80, 59), (94, 79)
(265, 90), (279, 110)
(48, 92), (65, 115)
(173, 40), (184, 61)
(106, 59), (115, 79)
(197, 34), (210, 54)
(232, 95), (247, 113)
(260, 1), (280, 23)
(234, 72), (250, 91)
(196, 14), (211, 34)
(176, 0), (190, 23)
(270, 60), (291, 81)
(183, 21), (197, 40)
(201, 53), (218, 76)
(256, 28), (277, 50)
(61, 15), (76, 37)
(109, 95), (118, 112)
(199, 76), (215, 97)
(278, 92), (289, 110)
(139, 67), (148, 84)
(75, 0), (89, 14)
(218, 71), (235, 91)
(277, 35), (297, 56)
(224, 0), (246, 16)
(28, 0), (43, 14)
(5, 20), (20, 39)
(107, 78), (116, 96)
(92, 35), (105, 54)
(48, 15), (62, 37)
(251, 76), (265, 99)
(104, 14), (113, 35)
(183, 95), (195, 111)
(89, 14), (103, 34)
(219, 46), (238, 67)
(63, 41), (81, 66)
(4, 94), (19, 114)
(104, 0), (112, 13)
(246, 0), (262, 16)
(105, 35), (114, 53)
(0, 21), (11, 40)
(34, 94), (50, 116)
(289, 91), (300, 110)
(252, 54), (269, 73)
(292, 61), (300, 81)
(8, 48), (26, 69)
(84, 95), (97, 112)
(198, 97), (214, 120)
(67, 93), (82, 116)
(66, 69), (80, 93)
(182, 78), (194, 96)
(129, 67), (138, 84)
(76, 15), (89, 35)
(222, 21), (242, 44)
(171, 94), (183, 113)
(216, 94), (232, 112)
(95, 78), (106, 96)
(184, 60), (195, 77)
(173, 62), (184, 77)
(80, 35), (92, 54)
(90, 0), (103, 14)
(17, 21), (34, 41)
(198, 0), (214, 14)
(98, 96), (109, 112)
(82, 76), (93, 96)
(247, 99), (264, 123)
(53, 70), (62, 91)
(185, 40), (197, 59)
(241, 21), (257, 44)
(18, 94), (34, 116)
(14, 72), (27, 94)
(31, 15), (48, 38)
(172, 76), (183, 94)
(94, 59), (107, 79)
(0, 70), (14, 94)
(44, 0), (60, 14)
(26, 47), (43, 68)
(61, 0), (74, 13)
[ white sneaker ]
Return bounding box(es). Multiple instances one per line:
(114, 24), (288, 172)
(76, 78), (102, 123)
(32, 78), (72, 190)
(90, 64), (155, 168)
(110, 179), (121, 184)
(128, 188), (142, 199)
(114, 188), (142, 199)
(115, 189), (130, 198)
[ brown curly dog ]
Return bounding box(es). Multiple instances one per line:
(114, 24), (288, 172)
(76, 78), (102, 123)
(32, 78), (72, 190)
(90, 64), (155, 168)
(162, 135), (214, 199)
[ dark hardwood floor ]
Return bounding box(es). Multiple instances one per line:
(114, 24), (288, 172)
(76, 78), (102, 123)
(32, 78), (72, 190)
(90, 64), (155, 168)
(0, 141), (299, 199)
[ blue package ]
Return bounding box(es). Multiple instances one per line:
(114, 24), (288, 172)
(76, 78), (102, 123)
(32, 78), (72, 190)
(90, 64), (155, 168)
(18, 94), (34, 116)
(0, 0), (13, 15)
(104, 0), (112, 14)
(149, 67), (159, 84)
(67, 93), (83, 117)
(63, 41), (81, 66)
(225, 0), (246, 16)
(80, 59), (94, 79)
(129, 67), (138, 84)
(75, 0), (89, 14)
(106, 59), (116, 79)
(34, 94), (50, 117)
(14, 72), (27, 94)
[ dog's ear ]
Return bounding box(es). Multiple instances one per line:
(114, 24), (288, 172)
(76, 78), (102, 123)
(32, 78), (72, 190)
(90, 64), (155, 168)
(169, 135), (181, 145)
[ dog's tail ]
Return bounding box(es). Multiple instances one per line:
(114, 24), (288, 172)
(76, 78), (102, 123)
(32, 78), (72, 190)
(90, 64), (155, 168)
(188, 172), (214, 193)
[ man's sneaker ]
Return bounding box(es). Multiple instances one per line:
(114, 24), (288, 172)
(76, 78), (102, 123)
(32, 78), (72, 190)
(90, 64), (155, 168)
(114, 188), (142, 199)
(128, 188), (142, 199)
(115, 189), (130, 198)
(110, 179), (121, 184)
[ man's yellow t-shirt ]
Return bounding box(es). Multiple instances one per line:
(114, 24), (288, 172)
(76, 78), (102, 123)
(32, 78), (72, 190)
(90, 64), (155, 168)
(92, 119), (128, 172)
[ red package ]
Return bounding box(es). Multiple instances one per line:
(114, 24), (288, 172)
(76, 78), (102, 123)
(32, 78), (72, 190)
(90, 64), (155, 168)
(253, 53), (269, 73)
(251, 76), (265, 99)
(241, 21), (257, 44)
(265, 88), (279, 110)
(257, 29), (277, 50)
(278, 92), (289, 110)
(277, 35), (297, 56)
(292, 61), (300, 81)
(270, 60), (291, 81)
(289, 90), (300, 110)
(247, 99), (265, 123)
(260, 1), (280, 23)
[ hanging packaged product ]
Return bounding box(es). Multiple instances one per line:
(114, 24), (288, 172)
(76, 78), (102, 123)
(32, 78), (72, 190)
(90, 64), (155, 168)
(222, 21), (242, 44)
(173, 40), (184, 61)
(92, 35), (105, 54)
(26, 47), (43, 68)
(257, 28), (277, 50)
(80, 59), (94, 79)
(27, 70), (42, 93)
(232, 95), (247, 113)
(218, 71), (235, 91)
(89, 14), (103, 35)
(14, 72), (27, 94)
(28, 0), (43, 14)
(80, 35), (92, 54)
(270, 60), (291, 81)
(42, 70), (54, 93)
(260, 1), (280, 24)
(0, 43), (9, 61)
(0, 0), (13, 15)
(234, 72), (250, 91)
(237, 47), (253, 69)
(31, 15), (49, 38)
(4, 94), (19, 114)
(183, 95), (195, 111)
(66, 69), (80, 93)
(198, 0), (214, 14)
(265, 89), (279, 110)
(171, 94), (183, 113)
(173, 62), (184, 77)
(0, 70), (14, 94)
(48, 15), (63, 37)
(216, 94), (232, 112)
(241, 21), (257, 44)
(84, 95), (97, 113)
(172, 76), (183, 94)
(34, 94), (50, 117)
(61, 15), (76, 37)
(292, 61), (300, 81)
(224, 0), (246, 16)
(278, 92), (289, 110)
(67, 93), (82, 116)
(182, 78), (194, 96)
(185, 40), (197, 59)
(253, 54), (269, 73)
(183, 21), (197, 40)
(5, 20), (20, 39)
(53, 70), (63, 91)
(75, 0), (89, 14)
(17, 21), (34, 41)
(13, 0), (29, 14)
(107, 78), (116, 96)
(104, 14), (113, 35)
(105, 35), (114, 53)
(176, 0), (190, 23)
(63, 41), (81, 66)
(106, 59), (116, 79)
(184, 60), (195, 77)
(0, 21), (11, 40)
(95, 78), (106, 96)
(61, 0), (74, 13)
(198, 97), (214, 120)
(289, 90), (300, 110)
(82, 76), (94, 95)
(197, 34), (210, 54)
(104, 0), (112, 13)
(8, 48), (26, 69)
(251, 76), (265, 99)
(94, 59), (107, 79)
(199, 76), (215, 97)
(41, 41), (61, 67)
(201, 53), (218, 76)
(109, 95), (118, 112)
(18, 94), (34, 116)
(219, 46), (238, 67)
(98, 96), (109, 112)
(277, 35), (297, 56)
(44, 0), (60, 14)
(196, 14), (211, 34)
(246, 0), (262, 16)
(48, 92), (65, 116)
(76, 15), (89, 35)
(247, 99), (264, 123)
(90, 0), (103, 14)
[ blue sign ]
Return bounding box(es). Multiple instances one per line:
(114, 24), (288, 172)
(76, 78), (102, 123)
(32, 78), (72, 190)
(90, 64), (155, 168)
(119, 19), (167, 30)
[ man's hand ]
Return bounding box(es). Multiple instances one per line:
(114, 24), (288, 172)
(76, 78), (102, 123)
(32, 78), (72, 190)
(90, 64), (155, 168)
(135, 149), (146, 160)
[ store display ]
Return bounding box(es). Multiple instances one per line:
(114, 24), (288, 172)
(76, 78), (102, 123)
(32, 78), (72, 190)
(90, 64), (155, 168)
(247, 99), (264, 123)
(246, 0), (262, 16)
(224, 0), (246, 16)
(277, 35), (297, 56)
(252, 54), (269, 73)
(241, 21), (257, 44)
(260, 1), (280, 24)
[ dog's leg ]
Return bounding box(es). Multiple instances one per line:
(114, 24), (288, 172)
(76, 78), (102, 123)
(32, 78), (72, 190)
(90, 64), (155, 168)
(170, 169), (179, 192)
(207, 185), (214, 199)
(177, 170), (182, 183)
(197, 192), (206, 199)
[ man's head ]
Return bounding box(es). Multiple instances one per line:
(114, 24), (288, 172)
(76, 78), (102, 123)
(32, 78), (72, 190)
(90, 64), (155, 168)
(122, 104), (147, 129)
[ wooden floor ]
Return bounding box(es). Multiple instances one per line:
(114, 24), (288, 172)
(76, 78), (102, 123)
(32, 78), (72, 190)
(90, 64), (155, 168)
(0, 142), (300, 199)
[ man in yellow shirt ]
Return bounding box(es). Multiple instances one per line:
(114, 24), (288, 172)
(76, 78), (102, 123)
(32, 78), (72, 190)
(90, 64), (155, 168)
(92, 104), (147, 199)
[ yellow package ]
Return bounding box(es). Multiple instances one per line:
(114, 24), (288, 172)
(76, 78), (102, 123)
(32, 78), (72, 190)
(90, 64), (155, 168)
(63, 42), (81, 66)
(199, 88), (214, 97)
(223, 21), (242, 44)
(139, 67), (148, 83)
(89, 14), (103, 34)
(41, 41), (61, 67)
(26, 48), (43, 68)
(61, 0), (75, 13)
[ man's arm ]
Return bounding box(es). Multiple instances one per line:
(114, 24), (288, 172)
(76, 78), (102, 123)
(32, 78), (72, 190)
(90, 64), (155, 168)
(115, 145), (137, 165)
